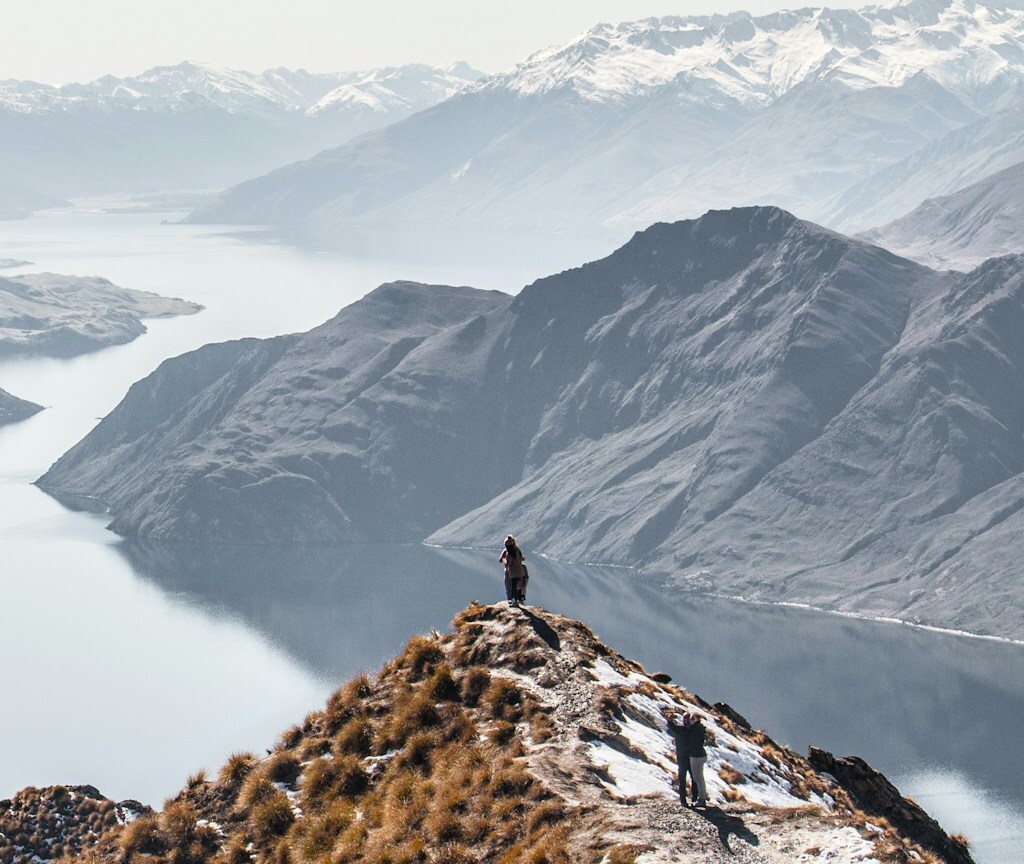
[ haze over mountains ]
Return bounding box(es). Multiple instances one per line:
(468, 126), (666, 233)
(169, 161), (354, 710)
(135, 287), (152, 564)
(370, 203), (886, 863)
(0, 61), (482, 217)
(860, 157), (1024, 267)
(39, 206), (1024, 640)
(190, 0), (1024, 250)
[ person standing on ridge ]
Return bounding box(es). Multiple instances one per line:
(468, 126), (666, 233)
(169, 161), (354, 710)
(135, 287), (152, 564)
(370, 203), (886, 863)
(667, 710), (708, 807)
(499, 534), (527, 607)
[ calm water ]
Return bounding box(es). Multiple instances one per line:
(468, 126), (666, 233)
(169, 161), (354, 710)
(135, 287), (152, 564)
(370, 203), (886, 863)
(0, 207), (1021, 863)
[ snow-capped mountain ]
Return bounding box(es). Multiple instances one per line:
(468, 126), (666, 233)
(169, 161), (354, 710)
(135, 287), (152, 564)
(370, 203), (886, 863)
(0, 61), (482, 216)
(0, 61), (481, 117)
(190, 0), (1024, 236)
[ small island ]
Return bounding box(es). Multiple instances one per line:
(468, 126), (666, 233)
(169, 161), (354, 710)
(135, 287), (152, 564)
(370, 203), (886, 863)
(0, 259), (33, 269)
(0, 272), (201, 359)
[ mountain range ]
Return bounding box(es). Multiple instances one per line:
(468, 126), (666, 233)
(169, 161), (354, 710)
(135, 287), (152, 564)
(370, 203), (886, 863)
(0, 61), (481, 216)
(38, 206), (1024, 640)
(189, 0), (1024, 244)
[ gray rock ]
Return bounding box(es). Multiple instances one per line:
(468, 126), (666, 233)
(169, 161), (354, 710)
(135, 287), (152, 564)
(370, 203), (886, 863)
(39, 207), (1024, 638)
(0, 272), (201, 358)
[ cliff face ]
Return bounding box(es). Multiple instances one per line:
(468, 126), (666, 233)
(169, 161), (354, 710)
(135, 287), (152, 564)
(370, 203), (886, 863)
(0, 604), (973, 864)
(37, 206), (1024, 638)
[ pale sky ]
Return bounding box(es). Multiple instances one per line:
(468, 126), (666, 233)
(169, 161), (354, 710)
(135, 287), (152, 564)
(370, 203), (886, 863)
(0, 0), (861, 84)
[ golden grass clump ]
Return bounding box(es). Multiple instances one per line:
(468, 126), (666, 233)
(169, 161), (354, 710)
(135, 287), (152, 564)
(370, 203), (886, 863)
(185, 770), (208, 790)
(218, 752), (258, 791)
(459, 666), (490, 707)
(334, 715), (375, 757)
(325, 673), (373, 733)
(292, 799), (355, 861)
(118, 813), (166, 857)
(488, 720), (517, 746)
(400, 635), (445, 682)
(265, 752), (302, 787)
(215, 834), (253, 864)
(276, 724), (304, 751)
(248, 792), (295, 844)
(160, 800), (199, 848)
(425, 664), (460, 702)
(237, 773), (279, 811)
(483, 678), (523, 722)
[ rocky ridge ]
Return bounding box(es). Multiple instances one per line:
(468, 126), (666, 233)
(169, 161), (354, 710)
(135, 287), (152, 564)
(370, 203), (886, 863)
(0, 604), (973, 864)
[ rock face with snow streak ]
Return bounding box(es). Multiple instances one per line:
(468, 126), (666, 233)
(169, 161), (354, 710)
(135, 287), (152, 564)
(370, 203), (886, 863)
(860, 159), (1024, 268)
(38, 206), (1024, 639)
(1, 604), (974, 864)
(0, 386), (42, 426)
(0, 273), (201, 358)
(0, 61), (482, 218)
(190, 0), (1024, 236)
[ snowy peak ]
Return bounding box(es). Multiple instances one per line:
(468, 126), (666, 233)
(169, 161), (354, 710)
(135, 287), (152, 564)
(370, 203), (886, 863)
(0, 61), (484, 116)
(483, 0), (1024, 107)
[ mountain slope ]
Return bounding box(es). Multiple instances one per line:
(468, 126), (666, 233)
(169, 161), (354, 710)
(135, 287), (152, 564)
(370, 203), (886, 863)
(0, 386), (42, 426)
(859, 159), (1024, 268)
(190, 0), (1024, 235)
(0, 61), (481, 214)
(0, 604), (974, 864)
(826, 105), (1024, 232)
(39, 206), (1024, 638)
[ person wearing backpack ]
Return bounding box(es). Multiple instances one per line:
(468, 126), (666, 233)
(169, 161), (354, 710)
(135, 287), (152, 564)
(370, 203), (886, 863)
(499, 534), (527, 607)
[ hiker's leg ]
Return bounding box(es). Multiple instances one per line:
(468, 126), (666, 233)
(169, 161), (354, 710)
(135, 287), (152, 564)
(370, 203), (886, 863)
(690, 756), (708, 803)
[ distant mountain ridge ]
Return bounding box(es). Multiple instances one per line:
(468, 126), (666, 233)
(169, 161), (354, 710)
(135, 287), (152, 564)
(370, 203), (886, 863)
(189, 0), (1024, 237)
(0, 61), (482, 217)
(39, 206), (1024, 639)
(0, 61), (482, 117)
(860, 158), (1024, 267)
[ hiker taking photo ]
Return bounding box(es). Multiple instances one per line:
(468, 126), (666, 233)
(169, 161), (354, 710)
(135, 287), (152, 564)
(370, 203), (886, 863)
(667, 710), (708, 807)
(499, 534), (528, 607)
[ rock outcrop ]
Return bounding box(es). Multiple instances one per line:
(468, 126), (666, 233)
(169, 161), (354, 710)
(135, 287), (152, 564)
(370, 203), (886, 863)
(0, 273), (201, 358)
(809, 747), (973, 864)
(0, 604), (974, 864)
(38, 207), (1024, 639)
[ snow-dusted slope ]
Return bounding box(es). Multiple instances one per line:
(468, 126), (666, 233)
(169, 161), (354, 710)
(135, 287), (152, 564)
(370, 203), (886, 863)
(0, 61), (482, 216)
(191, 0), (1024, 234)
(39, 207), (1024, 639)
(861, 158), (1024, 267)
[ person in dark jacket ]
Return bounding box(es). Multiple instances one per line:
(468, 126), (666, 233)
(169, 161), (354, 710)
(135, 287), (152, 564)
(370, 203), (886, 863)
(667, 711), (708, 806)
(499, 534), (527, 607)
